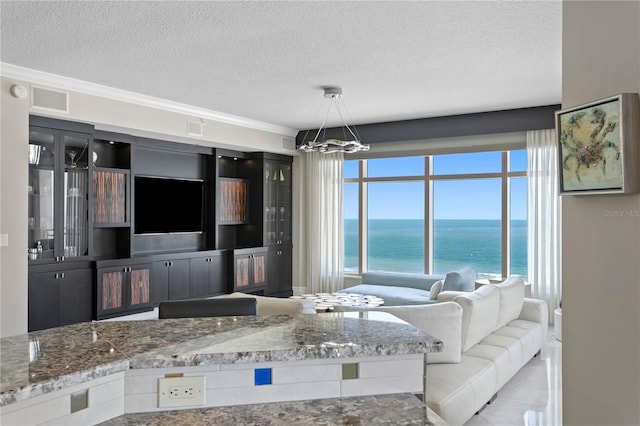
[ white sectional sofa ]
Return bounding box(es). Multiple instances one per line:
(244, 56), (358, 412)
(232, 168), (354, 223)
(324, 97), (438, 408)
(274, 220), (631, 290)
(374, 277), (548, 425)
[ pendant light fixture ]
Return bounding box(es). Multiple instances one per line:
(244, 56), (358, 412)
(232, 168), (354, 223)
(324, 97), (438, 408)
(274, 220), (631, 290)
(298, 87), (370, 154)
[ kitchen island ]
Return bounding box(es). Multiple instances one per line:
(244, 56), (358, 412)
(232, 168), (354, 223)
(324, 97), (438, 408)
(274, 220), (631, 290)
(1, 312), (442, 425)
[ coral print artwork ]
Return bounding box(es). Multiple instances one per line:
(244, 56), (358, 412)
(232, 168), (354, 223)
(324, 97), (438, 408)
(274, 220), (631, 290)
(558, 98), (623, 192)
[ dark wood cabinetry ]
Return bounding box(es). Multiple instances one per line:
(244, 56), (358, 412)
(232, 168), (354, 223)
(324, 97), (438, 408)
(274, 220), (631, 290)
(28, 265), (93, 331)
(92, 134), (133, 260)
(59, 269), (94, 326)
(190, 251), (227, 297)
(96, 259), (152, 319)
(230, 247), (268, 293)
(28, 117), (293, 324)
(153, 258), (191, 301)
(266, 245), (293, 297)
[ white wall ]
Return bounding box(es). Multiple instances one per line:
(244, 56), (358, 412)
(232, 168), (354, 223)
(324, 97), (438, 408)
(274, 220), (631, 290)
(0, 78), (30, 337)
(0, 74), (298, 337)
(562, 2), (640, 425)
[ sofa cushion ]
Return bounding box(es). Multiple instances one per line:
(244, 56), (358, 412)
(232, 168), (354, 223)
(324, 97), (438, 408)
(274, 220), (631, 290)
(374, 302), (463, 364)
(429, 280), (443, 300)
(480, 333), (523, 369)
(489, 277), (525, 329)
(337, 284), (435, 306)
(454, 285), (500, 351)
(426, 355), (497, 426)
(465, 343), (515, 389)
(442, 267), (477, 292)
(226, 292), (316, 315)
(360, 271), (443, 291)
(494, 321), (542, 363)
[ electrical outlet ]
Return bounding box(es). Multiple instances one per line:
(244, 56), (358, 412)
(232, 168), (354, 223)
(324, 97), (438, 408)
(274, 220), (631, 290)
(158, 376), (205, 408)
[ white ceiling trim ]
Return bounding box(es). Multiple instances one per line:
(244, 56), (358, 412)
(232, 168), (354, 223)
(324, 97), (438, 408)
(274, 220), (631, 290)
(1, 62), (298, 137)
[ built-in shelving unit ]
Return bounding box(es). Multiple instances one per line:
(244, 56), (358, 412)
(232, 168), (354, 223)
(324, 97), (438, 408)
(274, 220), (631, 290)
(27, 116), (294, 328)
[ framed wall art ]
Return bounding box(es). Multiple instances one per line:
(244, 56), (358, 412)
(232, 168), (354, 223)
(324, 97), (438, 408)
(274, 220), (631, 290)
(556, 93), (639, 195)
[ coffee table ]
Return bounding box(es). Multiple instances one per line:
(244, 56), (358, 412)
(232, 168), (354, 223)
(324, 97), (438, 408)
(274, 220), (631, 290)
(290, 293), (384, 312)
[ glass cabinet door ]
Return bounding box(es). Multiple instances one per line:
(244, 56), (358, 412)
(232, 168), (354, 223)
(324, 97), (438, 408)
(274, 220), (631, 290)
(28, 127), (90, 261)
(276, 162), (291, 244)
(62, 133), (90, 258)
(264, 161), (278, 244)
(28, 130), (56, 260)
(264, 160), (291, 245)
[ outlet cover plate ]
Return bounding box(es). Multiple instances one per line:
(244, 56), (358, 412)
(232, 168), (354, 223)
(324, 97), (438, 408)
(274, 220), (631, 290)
(158, 376), (206, 408)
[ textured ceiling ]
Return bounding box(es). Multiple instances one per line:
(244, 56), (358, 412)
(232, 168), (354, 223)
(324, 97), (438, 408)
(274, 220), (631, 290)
(0, 1), (562, 132)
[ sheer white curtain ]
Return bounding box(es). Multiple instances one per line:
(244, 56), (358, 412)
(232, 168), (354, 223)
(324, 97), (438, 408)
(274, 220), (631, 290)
(304, 151), (345, 293)
(527, 129), (561, 322)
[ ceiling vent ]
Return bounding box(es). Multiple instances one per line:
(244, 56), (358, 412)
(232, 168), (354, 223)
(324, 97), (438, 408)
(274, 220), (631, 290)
(281, 136), (296, 151)
(187, 120), (204, 137)
(31, 86), (69, 113)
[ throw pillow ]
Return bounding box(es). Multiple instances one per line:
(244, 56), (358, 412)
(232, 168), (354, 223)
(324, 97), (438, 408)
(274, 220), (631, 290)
(429, 280), (443, 300)
(442, 267), (477, 292)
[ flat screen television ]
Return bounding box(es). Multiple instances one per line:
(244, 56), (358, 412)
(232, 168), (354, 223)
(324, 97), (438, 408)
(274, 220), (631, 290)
(134, 176), (204, 234)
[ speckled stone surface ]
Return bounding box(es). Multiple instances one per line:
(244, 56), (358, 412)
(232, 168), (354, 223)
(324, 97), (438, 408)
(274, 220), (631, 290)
(0, 313), (441, 407)
(98, 393), (447, 426)
(0, 322), (130, 405)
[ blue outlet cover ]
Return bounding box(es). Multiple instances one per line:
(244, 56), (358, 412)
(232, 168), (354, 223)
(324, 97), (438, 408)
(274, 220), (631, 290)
(254, 368), (272, 385)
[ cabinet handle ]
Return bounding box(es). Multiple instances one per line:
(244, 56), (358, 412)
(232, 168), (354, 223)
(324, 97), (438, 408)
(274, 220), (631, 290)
(54, 273), (59, 279)
(61, 272), (65, 279)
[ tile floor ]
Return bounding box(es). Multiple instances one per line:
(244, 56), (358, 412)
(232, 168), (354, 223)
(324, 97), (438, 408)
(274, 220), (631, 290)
(106, 312), (562, 426)
(465, 329), (562, 426)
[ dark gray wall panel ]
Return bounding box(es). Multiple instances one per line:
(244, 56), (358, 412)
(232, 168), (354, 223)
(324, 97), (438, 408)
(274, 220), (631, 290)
(296, 104), (560, 146)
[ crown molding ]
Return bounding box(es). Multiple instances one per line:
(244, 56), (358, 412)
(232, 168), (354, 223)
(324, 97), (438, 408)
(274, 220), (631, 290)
(1, 62), (298, 137)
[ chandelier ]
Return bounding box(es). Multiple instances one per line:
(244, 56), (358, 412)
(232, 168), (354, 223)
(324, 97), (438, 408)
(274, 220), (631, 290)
(298, 87), (370, 154)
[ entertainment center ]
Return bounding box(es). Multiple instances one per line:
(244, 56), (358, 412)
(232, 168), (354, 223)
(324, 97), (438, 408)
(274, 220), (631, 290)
(27, 115), (293, 331)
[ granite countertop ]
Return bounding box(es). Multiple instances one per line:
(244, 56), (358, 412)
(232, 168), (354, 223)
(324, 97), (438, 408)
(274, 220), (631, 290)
(98, 393), (448, 426)
(0, 313), (442, 406)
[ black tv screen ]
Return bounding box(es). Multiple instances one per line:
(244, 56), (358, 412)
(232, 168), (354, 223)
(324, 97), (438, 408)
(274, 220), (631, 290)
(134, 176), (204, 234)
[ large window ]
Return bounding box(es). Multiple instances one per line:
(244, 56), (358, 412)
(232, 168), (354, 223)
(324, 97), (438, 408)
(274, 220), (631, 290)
(368, 181), (424, 273)
(344, 150), (527, 279)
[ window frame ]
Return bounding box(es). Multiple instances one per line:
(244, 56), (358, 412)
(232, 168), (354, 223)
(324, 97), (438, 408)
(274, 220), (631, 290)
(344, 150), (527, 278)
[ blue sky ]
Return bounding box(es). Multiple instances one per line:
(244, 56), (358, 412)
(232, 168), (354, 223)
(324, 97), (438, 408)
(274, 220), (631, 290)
(344, 150), (527, 220)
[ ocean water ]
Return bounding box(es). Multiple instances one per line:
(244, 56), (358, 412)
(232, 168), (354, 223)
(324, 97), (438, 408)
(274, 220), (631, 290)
(345, 219), (527, 278)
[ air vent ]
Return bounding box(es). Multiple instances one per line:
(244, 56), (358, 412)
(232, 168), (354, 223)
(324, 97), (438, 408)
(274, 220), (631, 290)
(187, 120), (203, 137)
(281, 136), (296, 151)
(31, 86), (69, 113)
